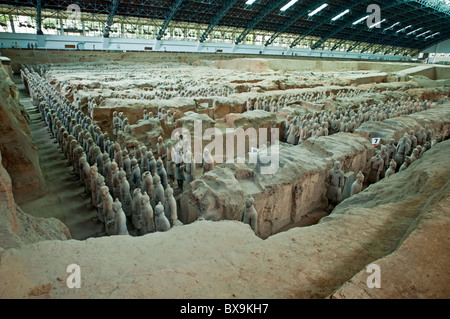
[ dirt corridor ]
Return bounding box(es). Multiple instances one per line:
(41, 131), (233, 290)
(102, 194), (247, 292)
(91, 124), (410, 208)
(15, 76), (101, 240)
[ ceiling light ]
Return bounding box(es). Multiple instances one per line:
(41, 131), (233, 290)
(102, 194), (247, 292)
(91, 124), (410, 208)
(406, 27), (422, 36)
(308, 3), (329, 17)
(396, 25), (412, 33)
(384, 22), (400, 31)
(417, 30), (431, 37)
(245, 0), (257, 5)
(331, 9), (350, 21)
(280, 0), (299, 12)
(353, 15), (369, 25)
(425, 32), (440, 39)
(369, 18), (386, 29)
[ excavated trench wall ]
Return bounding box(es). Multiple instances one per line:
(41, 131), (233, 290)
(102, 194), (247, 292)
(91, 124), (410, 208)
(179, 133), (375, 239)
(9, 54), (448, 239)
(214, 58), (417, 74)
(179, 102), (450, 239)
(0, 49), (420, 75)
(0, 66), (46, 203)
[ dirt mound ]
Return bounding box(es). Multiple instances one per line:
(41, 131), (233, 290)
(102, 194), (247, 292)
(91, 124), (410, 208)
(1, 141), (449, 299)
(329, 141), (450, 298)
(0, 67), (45, 203)
(0, 150), (71, 251)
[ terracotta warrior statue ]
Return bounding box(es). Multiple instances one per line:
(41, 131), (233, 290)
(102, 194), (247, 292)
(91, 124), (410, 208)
(99, 185), (114, 236)
(140, 146), (148, 173)
(410, 148), (420, 163)
(156, 159), (168, 189)
(242, 196), (258, 235)
(112, 198), (129, 236)
(184, 150), (195, 186)
(131, 158), (142, 191)
(399, 156), (412, 172)
(166, 141), (175, 186)
(155, 202), (171, 232)
(327, 161), (344, 205)
(385, 138), (397, 164)
(80, 157), (91, 198)
(395, 135), (410, 169)
(141, 171), (154, 205)
(385, 160), (397, 178)
(157, 136), (166, 165)
(140, 192), (155, 234)
(131, 188), (143, 233)
(111, 160), (120, 200)
(119, 169), (133, 218)
(122, 149), (132, 185)
(90, 164), (99, 208)
(114, 143), (123, 168)
(147, 152), (157, 177)
(164, 186), (177, 227)
(368, 152), (384, 184)
(350, 171), (364, 197)
(153, 174), (165, 208)
(379, 145), (389, 179)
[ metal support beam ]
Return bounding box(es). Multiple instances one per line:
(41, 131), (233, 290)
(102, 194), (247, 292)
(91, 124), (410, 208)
(344, 6), (420, 52)
(103, 0), (119, 38)
(199, 0), (239, 43)
(361, 6), (447, 53)
(413, 0), (450, 15)
(235, 0), (286, 45)
(333, 3), (421, 52)
(264, 0), (324, 47)
(369, 44), (390, 55)
(312, 0), (414, 50)
(288, 0), (372, 48)
(386, 17), (450, 50)
(9, 14), (15, 33)
(156, 0), (185, 41)
(59, 18), (64, 35)
(386, 29), (450, 54)
(36, 0), (43, 35)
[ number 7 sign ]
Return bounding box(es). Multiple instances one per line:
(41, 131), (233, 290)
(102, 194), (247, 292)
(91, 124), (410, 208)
(372, 138), (381, 146)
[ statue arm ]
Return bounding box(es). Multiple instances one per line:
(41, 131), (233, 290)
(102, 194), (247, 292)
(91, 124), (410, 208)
(339, 174), (345, 188)
(250, 210), (258, 234)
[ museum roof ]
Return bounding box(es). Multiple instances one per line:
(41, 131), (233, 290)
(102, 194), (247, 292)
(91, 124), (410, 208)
(2, 0), (449, 54)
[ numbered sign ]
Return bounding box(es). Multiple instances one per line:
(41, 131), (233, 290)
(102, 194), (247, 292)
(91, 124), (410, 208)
(372, 138), (381, 146)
